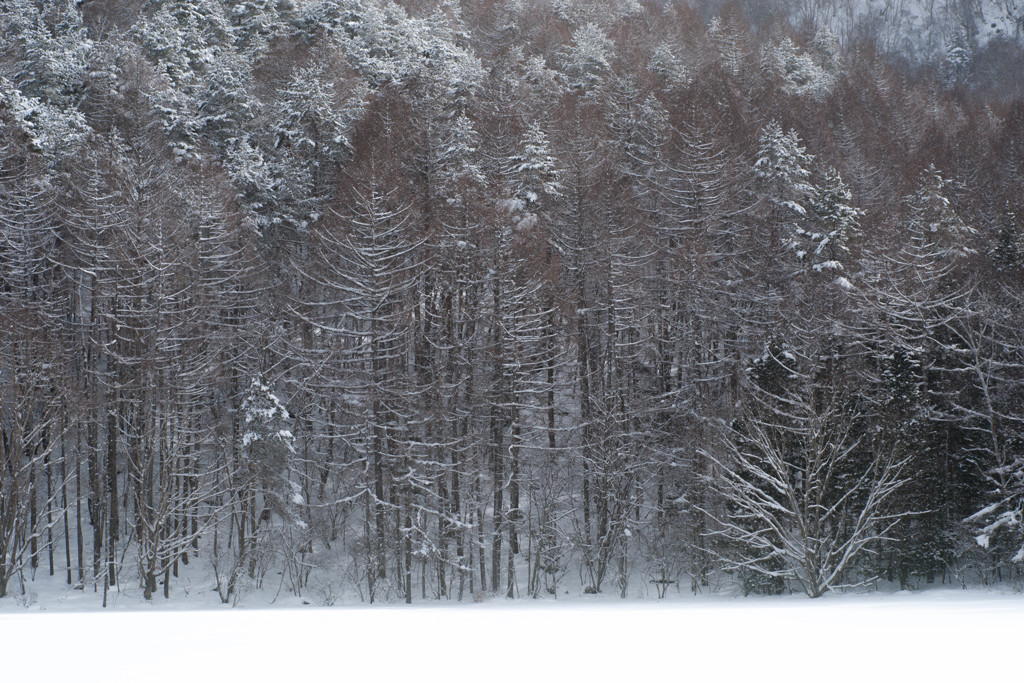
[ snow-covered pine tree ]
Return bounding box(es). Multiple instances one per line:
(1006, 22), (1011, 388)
(561, 23), (615, 92)
(754, 121), (817, 241)
(860, 164), (981, 586)
(241, 378), (302, 524)
(236, 377), (306, 593)
(751, 120), (818, 335)
(957, 288), (1024, 576)
(510, 123), (561, 208)
(0, 0), (91, 162)
(804, 167), (862, 283)
(706, 10), (749, 77)
(763, 36), (835, 99)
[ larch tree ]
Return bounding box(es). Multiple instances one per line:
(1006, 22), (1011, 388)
(0, 98), (68, 598)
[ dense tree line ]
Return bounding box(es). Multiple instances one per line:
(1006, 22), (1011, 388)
(2, 0), (1024, 603)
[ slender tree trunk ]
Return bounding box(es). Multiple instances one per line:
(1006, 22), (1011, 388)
(475, 477), (486, 592)
(404, 493), (413, 604)
(29, 441), (38, 572)
(75, 429), (84, 586)
(106, 405), (118, 585)
(491, 412), (504, 594)
(61, 433), (72, 585)
(372, 425), (386, 582)
(45, 448), (54, 576)
(453, 453), (464, 601)
(578, 302), (595, 588)
(547, 367), (557, 451)
(88, 404), (103, 589)
(507, 422), (521, 598)
(437, 463), (449, 599)
(364, 490), (375, 603)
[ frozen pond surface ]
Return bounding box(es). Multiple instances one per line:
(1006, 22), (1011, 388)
(3, 588), (1021, 681)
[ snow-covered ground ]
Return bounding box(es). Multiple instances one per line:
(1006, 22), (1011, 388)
(3, 587), (1022, 681)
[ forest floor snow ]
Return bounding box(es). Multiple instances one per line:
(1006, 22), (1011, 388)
(2, 575), (1022, 682)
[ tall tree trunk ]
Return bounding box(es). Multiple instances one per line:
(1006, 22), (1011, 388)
(404, 490), (413, 604)
(490, 409), (504, 594)
(45, 447), (54, 576)
(60, 432), (72, 585)
(87, 414), (103, 589)
(475, 476), (486, 592)
(29, 441), (38, 572)
(75, 429), (84, 586)
(507, 421), (521, 598)
(106, 405), (118, 585)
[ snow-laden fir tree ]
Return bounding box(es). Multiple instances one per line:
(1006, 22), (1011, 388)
(957, 287), (1024, 575)
(261, 59), (367, 246)
(811, 25), (842, 74)
(755, 121), (816, 218)
(1, 0), (90, 106)
(904, 164), (977, 260)
(754, 121), (818, 267)
(510, 123), (561, 207)
(861, 165), (980, 586)
(991, 204), (1022, 271)
(0, 0), (90, 160)
(801, 167), (863, 283)
(562, 23), (615, 91)
(136, 0), (233, 88)
(707, 12), (748, 77)
(241, 377), (302, 525)
(648, 41), (689, 90)
(763, 37), (834, 99)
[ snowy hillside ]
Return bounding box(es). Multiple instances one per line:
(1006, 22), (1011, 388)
(698, 0), (1024, 58)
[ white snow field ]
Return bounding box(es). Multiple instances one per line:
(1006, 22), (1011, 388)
(2, 589), (1022, 682)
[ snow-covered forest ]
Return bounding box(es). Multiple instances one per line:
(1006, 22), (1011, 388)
(2, 0), (1024, 607)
